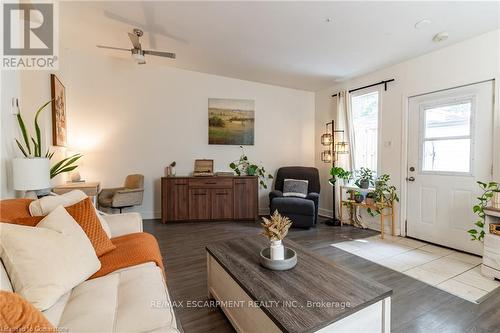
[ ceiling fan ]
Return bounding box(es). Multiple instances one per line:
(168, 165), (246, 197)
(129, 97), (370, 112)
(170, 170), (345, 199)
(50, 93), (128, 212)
(97, 28), (176, 65)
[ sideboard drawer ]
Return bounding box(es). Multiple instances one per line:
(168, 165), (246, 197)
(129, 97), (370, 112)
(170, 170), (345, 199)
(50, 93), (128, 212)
(189, 178), (233, 188)
(169, 178), (188, 185)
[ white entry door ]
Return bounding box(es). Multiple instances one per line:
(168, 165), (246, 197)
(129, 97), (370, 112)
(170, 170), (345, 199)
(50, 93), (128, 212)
(407, 81), (494, 255)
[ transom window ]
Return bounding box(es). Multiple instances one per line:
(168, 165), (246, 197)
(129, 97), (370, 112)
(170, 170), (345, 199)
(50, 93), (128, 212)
(351, 90), (379, 173)
(421, 99), (474, 174)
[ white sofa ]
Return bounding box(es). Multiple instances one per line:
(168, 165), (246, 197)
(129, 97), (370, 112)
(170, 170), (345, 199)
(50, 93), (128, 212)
(0, 212), (180, 333)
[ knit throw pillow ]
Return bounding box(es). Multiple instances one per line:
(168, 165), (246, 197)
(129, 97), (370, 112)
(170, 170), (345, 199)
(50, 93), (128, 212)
(65, 198), (116, 257)
(283, 179), (309, 198)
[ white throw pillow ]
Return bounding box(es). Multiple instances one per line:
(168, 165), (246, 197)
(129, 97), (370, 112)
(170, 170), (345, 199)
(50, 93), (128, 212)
(29, 190), (112, 238)
(0, 205), (101, 311)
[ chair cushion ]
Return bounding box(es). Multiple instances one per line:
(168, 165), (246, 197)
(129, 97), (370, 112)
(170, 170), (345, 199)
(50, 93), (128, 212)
(0, 206), (101, 310)
(283, 179), (309, 198)
(274, 167), (320, 194)
(0, 291), (55, 331)
(271, 197), (315, 216)
(54, 263), (178, 332)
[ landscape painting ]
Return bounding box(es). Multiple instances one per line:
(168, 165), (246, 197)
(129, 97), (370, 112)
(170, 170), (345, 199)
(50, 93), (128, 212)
(208, 98), (255, 145)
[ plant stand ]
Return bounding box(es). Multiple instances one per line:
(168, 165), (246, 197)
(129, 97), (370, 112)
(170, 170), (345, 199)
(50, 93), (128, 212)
(339, 185), (396, 239)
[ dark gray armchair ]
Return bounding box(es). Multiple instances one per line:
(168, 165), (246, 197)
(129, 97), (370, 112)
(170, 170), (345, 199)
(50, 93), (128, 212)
(269, 167), (320, 228)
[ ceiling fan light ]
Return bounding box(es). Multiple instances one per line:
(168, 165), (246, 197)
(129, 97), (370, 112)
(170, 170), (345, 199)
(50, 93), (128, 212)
(132, 52), (145, 64)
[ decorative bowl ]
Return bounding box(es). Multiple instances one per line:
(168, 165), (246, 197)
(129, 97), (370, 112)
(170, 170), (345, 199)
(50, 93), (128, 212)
(259, 247), (297, 271)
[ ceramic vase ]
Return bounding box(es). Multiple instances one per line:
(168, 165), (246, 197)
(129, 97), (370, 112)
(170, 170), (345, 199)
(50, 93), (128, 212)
(270, 240), (284, 260)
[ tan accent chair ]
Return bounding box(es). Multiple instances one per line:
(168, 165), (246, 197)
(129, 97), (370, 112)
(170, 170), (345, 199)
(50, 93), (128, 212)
(98, 174), (144, 213)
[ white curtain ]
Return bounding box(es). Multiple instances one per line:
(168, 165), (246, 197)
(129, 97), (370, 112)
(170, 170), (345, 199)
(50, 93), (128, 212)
(334, 90), (355, 218)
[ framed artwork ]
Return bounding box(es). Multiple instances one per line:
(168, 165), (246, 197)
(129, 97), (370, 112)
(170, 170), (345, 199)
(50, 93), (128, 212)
(50, 74), (67, 147)
(208, 98), (254, 145)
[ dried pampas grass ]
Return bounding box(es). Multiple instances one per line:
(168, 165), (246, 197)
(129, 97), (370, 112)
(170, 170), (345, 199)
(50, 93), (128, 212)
(261, 211), (292, 241)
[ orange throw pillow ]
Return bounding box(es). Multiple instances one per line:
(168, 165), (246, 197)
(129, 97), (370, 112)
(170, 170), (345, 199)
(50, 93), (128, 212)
(65, 198), (116, 257)
(0, 291), (55, 331)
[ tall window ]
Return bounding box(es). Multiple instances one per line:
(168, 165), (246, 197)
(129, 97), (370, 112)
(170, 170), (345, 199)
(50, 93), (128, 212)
(351, 90), (379, 172)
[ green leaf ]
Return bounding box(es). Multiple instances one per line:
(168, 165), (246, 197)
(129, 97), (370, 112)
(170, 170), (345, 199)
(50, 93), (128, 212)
(16, 113), (31, 155)
(30, 137), (38, 157)
(475, 221), (484, 228)
(473, 205), (481, 213)
(477, 181), (487, 189)
(229, 162), (236, 169)
(51, 154), (82, 175)
(34, 100), (52, 156)
(15, 139), (29, 157)
(50, 165), (78, 179)
(468, 229), (478, 234)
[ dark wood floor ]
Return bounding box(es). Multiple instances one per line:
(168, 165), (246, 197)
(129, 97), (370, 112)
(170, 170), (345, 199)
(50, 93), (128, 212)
(144, 218), (500, 333)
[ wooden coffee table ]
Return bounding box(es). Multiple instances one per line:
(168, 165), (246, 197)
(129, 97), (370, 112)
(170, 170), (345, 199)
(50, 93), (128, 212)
(206, 237), (392, 333)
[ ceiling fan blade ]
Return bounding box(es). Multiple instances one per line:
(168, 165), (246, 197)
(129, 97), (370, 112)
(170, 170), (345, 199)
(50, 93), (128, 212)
(143, 50), (176, 59)
(97, 45), (130, 51)
(128, 32), (141, 49)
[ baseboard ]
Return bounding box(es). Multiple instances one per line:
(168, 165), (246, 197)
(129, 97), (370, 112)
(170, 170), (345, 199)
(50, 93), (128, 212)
(318, 208), (333, 218)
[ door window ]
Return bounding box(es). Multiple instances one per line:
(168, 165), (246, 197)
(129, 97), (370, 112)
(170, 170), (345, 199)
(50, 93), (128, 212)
(420, 99), (474, 174)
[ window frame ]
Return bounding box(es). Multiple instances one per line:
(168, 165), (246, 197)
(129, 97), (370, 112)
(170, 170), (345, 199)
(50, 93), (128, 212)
(350, 86), (382, 174)
(418, 95), (476, 177)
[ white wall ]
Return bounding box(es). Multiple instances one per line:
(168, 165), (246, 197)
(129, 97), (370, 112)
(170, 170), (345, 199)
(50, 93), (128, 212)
(0, 70), (21, 198)
(15, 47), (315, 218)
(315, 29), (500, 233)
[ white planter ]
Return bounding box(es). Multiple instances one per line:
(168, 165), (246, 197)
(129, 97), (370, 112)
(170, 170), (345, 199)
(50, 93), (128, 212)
(493, 191), (500, 208)
(270, 240), (284, 260)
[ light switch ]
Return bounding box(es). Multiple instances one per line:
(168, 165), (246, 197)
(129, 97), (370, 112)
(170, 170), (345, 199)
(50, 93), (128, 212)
(11, 98), (20, 115)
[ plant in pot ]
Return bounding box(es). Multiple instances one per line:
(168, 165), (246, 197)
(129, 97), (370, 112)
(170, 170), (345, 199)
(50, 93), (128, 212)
(355, 167), (374, 189)
(229, 146), (273, 189)
(346, 189), (364, 203)
(365, 192), (376, 205)
(14, 100), (82, 194)
(261, 211), (292, 260)
(353, 191), (364, 203)
(329, 166), (352, 186)
(367, 174), (399, 217)
(468, 181), (500, 241)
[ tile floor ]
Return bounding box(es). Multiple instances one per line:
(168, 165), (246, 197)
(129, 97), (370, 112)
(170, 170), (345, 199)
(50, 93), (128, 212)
(332, 235), (500, 303)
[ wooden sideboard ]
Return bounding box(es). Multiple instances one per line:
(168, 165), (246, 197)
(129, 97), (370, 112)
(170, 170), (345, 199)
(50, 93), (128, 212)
(161, 176), (258, 223)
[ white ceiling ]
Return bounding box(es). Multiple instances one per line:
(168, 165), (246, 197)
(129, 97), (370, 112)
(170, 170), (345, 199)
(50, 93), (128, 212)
(61, 1), (500, 91)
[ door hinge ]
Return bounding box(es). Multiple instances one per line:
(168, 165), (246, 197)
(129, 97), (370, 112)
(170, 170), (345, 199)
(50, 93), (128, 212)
(405, 219), (408, 235)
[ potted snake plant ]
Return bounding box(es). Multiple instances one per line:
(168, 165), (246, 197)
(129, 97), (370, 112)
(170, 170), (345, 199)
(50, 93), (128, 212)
(14, 100), (82, 191)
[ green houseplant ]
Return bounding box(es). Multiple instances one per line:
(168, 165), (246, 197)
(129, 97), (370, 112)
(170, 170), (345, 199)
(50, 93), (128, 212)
(329, 166), (352, 186)
(355, 167), (374, 189)
(15, 100), (82, 179)
(468, 181), (500, 241)
(229, 146), (273, 189)
(367, 174), (399, 217)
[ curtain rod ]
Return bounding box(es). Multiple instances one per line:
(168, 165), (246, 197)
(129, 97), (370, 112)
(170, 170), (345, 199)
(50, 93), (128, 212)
(331, 79), (395, 97)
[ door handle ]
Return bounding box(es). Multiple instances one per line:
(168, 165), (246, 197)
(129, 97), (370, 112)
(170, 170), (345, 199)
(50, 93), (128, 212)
(406, 176), (415, 182)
